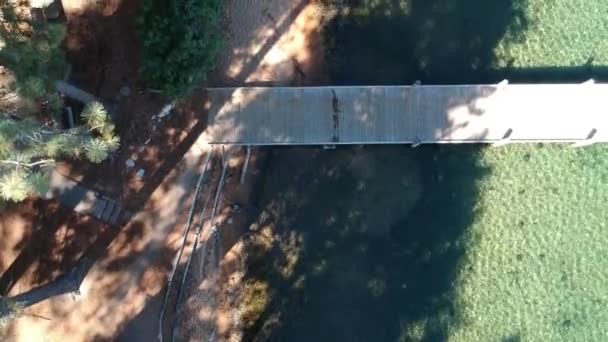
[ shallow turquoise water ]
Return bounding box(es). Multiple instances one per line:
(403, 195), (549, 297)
(244, 144), (608, 341)
(241, 1), (608, 340)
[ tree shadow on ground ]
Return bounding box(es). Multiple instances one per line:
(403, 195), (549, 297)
(1, 0), (319, 338)
(325, 0), (608, 84)
(0, 200), (105, 296)
(241, 145), (489, 341)
(325, 0), (529, 85)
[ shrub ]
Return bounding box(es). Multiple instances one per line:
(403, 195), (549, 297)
(137, 0), (223, 98)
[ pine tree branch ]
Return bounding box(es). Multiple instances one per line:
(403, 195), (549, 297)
(0, 159), (54, 167)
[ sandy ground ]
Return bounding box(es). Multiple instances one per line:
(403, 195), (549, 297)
(215, 0), (327, 87)
(0, 0), (326, 341)
(175, 1), (327, 341)
(1, 133), (213, 342)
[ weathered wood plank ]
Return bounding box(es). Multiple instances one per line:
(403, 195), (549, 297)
(206, 85), (608, 145)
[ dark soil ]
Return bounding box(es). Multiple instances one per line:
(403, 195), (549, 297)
(58, 0), (208, 206)
(1, 0), (209, 334)
(0, 198), (109, 297)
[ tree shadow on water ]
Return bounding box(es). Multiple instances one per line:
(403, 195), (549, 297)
(241, 145), (489, 342)
(324, 0), (529, 84)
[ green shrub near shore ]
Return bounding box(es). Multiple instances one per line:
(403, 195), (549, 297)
(137, 0), (223, 98)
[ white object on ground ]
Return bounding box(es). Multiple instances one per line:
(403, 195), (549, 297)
(29, 0), (54, 8)
(136, 168), (145, 178)
(125, 159), (135, 168)
(158, 101), (176, 119)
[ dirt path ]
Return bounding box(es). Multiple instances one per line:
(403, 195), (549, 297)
(214, 0), (327, 87)
(1, 137), (213, 342)
(173, 1), (328, 341)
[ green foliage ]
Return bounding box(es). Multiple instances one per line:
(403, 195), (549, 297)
(0, 102), (120, 202)
(0, 169), (31, 202)
(0, 3), (120, 203)
(137, 0), (223, 98)
(0, 4), (68, 111)
(81, 100), (108, 128)
(84, 137), (110, 163)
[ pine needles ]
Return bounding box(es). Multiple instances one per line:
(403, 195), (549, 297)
(0, 3), (120, 203)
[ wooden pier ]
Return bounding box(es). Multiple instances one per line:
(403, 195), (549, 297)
(206, 84), (607, 145)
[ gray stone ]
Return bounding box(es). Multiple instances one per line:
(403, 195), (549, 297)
(120, 86), (132, 97)
(125, 159), (135, 168)
(136, 168), (145, 178)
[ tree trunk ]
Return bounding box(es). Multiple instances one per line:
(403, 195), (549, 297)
(0, 256), (95, 319)
(55, 81), (97, 104)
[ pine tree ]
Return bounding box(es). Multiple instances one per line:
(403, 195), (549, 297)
(0, 2), (119, 203)
(0, 101), (119, 201)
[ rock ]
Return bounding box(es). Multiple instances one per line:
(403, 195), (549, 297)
(125, 159), (135, 168)
(136, 168), (145, 178)
(137, 146), (145, 153)
(231, 204), (241, 213)
(120, 86), (131, 97)
(158, 102), (176, 119)
(227, 218), (233, 224)
(130, 153), (138, 161)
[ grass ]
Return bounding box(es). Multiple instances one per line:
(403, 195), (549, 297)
(240, 0), (608, 340)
